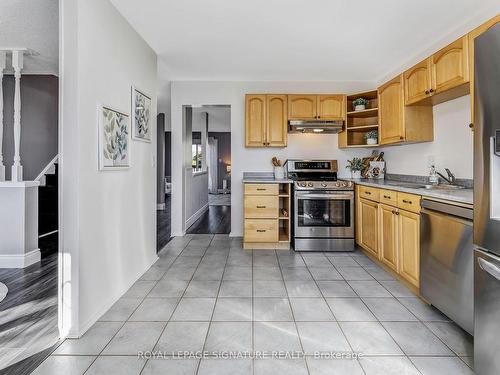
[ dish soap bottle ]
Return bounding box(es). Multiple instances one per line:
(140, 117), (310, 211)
(429, 165), (439, 185)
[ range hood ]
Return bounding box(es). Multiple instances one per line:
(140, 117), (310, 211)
(288, 120), (343, 134)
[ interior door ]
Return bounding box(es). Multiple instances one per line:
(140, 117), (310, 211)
(317, 95), (345, 120)
(266, 95), (287, 147)
(378, 75), (405, 145)
(245, 94), (266, 147)
(404, 58), (432, 105)
(288, 95), (317, 120)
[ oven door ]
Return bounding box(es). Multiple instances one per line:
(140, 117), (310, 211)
(294, 191), (354, 238)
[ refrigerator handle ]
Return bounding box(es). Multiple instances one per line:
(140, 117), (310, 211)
(478, 257), (500, 281)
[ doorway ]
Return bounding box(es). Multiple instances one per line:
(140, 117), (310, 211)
(185, 105), (231, 234)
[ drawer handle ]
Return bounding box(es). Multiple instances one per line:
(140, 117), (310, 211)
(256, 205), (267, 209)
(365, 191), (371, 195)
(256, 188), (266, 191)
(383, 195), (391, 199)
(256, 229), (267, 233)
(402, 199), (412, 204)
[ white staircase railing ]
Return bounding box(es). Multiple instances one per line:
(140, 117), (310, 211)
(35, 155), (59, 186)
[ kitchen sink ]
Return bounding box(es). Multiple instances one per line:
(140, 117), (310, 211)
(421, 184), (465, 190)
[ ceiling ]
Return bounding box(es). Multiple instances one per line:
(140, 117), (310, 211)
(0, 0), (58, 75)
(112, 0), (499, 83)
(192, 106), (231, 132)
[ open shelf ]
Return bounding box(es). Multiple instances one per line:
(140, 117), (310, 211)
(279, 216), (290, 220)
(347, 108), (379, 117)
(347, 124), (379, 131)
(279, 229), (289, 242)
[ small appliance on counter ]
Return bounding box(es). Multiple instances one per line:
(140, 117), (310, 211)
(286, 159), (354, 252)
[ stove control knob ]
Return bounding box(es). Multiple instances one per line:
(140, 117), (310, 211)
(335, 182), (341, 187)
(307, 182), (314, 187)
(342, 182), (348, 187)
(321, 183), (327, 187)
(300, 182), (307, 187)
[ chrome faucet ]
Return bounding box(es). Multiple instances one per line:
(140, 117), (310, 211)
(436, 168), (456, 185)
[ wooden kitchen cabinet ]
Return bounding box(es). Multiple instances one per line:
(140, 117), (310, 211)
(431, 36), (469, 95)
(404, 59), (432, 105)
(398, 209), (420, 287)
(359, 198), (379, 258)
(288, 95), (317, 120)
(245, 94), (287, 147)
(468, 15), (500, 129)
(379, 204), (399, 271)
(317, 95), (345, 120)
(378, 74), (433, 145)
(288, 94), (346, 120)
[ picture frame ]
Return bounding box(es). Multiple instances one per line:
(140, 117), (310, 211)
(98, 104), (131, 170)
(131, 86), (152, 142)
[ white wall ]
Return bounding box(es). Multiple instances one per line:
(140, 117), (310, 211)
(60, 0), (157, 336)
(380, 95), (472, 178)
(171, 81), (473, 237)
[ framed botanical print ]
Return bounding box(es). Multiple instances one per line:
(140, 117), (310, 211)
(98, 105), (130, 170)
(131, 86), (152, 142)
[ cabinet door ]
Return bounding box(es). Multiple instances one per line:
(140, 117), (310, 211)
(379, 204), (398, 271)
(404, 59), (432, 105)
(244, 219), (279, 243)
(432, 36), (469, 95)
(378, 75), (405, 145)
(398, 210), (420, 287)
(267, 95), (288, 147)
(468, 16), (500, 128)
(245, 95), (266, 147)
(359, 198), (379, 258)
(317, 95), (345, 120)
(288, 95), (317, 120)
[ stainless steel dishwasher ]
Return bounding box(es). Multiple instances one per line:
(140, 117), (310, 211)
(420, 199), (473, 335)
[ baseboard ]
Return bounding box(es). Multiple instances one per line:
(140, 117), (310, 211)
(156, 203), (166, 210)
(186, 203), (209, 228)
(0, 249), (41, 268)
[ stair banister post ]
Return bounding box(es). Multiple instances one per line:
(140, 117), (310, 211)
(11, 50), (23, 182)
(0, 51), (5, 181)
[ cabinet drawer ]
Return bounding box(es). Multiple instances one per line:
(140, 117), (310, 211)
(244, 219), (278, 243)
(380, 189), (398, 206)
(244, 183), (279, 196)
(359, 185), (380, 202)
(244, 195), (279, 218)
(397, 192), (421, 213)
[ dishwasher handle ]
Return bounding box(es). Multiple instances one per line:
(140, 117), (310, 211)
(478, 257), (500, 281)
(421, 199), (473, 221)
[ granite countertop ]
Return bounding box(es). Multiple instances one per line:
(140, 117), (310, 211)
(242, 172), (293, 184)
(349, 178), (473, 205)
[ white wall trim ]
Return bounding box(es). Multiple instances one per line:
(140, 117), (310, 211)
(0, 249), (40, 268)
(35, 154), (59, 182)
(186, 203), (208, 228)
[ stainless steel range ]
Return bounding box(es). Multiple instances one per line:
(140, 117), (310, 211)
(286, 160), (354, 252)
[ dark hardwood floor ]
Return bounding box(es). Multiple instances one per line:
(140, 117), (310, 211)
(187, 205), (231, 234)
(0, 242), (59, 374)
(157, 195), (172, 251)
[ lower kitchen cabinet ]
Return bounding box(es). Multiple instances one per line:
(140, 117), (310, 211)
(398, 209), (420, 287)
(356, 185), (421, 288)
(359, 198), (379, 258)
(379, 204), (399, 271)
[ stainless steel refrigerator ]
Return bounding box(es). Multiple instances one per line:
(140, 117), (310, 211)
(474, 22), (500, 375)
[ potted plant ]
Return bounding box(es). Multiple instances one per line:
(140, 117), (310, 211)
(346, 157), (364, 179)
(353, 98), (369, 111)
(364, 130), (378, 145)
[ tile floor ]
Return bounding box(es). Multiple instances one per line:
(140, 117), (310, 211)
(32, 234), (474, 375)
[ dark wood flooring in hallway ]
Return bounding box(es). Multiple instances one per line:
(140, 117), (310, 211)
(186, 205), (231, 234)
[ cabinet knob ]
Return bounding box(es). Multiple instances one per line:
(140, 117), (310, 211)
(425, 90), (430, 95)
(256, 205), (267, 209)
(469, 123), (474, 129)
(402, 199), (412, 204)
(429, 88), (434, 93)
(256, 229), (266, 233)
(318, 115), (321, 119)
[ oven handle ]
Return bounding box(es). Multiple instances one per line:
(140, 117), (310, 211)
(296, 193), (354, 200)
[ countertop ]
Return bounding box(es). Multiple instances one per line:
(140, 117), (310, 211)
(242, 172), (293, 184)
(349, 178), (473, 205)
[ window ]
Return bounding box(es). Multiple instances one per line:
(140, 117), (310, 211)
(192, 144), (203, 172)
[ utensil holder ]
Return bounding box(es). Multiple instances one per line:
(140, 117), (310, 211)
(274, 166), (285, 180)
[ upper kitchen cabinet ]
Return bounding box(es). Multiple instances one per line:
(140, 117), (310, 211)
(404, 59), (432, 105)
(404, 36), (470, 106)
(317, 95), (345, 120)
(468, 15), (500, 129)
(288, 95), (317, 119)
(431, 36), (469, 96)
(288, 94), (345, 120)
(245, 94), (287, 147)
(378, 74), (433, 145)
